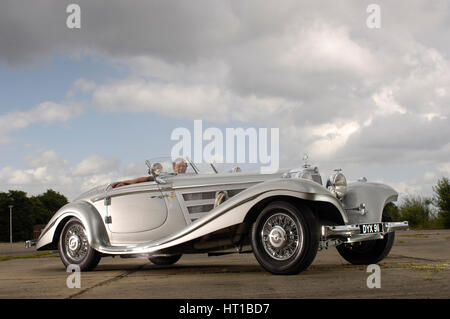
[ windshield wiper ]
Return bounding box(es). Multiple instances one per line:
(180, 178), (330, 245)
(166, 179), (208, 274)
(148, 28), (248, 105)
(186, 156), (199, 174)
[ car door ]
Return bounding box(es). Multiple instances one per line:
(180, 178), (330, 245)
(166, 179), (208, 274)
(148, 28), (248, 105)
(105, 182), (168, 233)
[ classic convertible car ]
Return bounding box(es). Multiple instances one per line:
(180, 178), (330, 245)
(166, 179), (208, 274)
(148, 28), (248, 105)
(30, 158), (408, 275)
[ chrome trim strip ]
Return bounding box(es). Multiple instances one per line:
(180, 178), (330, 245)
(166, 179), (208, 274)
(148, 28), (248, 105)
(183, 199), (216, 207)
(189, 212), (208, 220)
(91, 183), (161, 202)
(172, 181), (265, 190)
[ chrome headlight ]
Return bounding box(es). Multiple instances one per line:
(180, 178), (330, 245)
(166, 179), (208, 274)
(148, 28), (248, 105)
(151, 162), (163, 176)
(327, 172), (347, 199)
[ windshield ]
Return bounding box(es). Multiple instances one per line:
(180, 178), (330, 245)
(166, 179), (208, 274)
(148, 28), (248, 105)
(146, 157), (261, 175)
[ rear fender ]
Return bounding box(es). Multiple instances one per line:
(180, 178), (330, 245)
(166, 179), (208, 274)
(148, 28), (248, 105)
(36, 201), (109, 251)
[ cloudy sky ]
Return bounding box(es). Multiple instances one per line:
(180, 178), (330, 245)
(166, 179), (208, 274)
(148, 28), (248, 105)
(1, 0), (449, 200)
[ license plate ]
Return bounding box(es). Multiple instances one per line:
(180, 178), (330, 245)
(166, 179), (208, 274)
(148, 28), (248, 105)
(360, 223), (383, 234)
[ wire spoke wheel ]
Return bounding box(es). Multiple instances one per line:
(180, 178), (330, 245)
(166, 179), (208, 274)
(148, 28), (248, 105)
(261, 213), (301, 261)
(64, 224), (89, 262)
(58, 217), (101, 271)
(251, 201), (319, 275)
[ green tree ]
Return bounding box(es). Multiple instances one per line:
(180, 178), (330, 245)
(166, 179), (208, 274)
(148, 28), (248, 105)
(399, 196), (432, 228)
(31, 189), (68, 225)
(384, 202), (400, 221)
(0, 190), (34, 242)
(433, 177), (450, 228)
(0, 189), (68, 242)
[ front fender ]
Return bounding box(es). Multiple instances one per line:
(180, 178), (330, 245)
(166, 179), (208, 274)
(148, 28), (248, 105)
(36, 201), (109, 251)
(342, 181), (398, 224)
(239, 178), (348, 223)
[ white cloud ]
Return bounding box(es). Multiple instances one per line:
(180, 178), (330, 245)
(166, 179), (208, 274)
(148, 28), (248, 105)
(93, 79), (230, 120)
(72, 155), (120, 177)
(0, 102), (83, 144)
(373, 87), (407, 116)
(66, 78), (97, 98)
(0, 151), (129, 200)
(438, 163), (450, 175)
(280, 23), (378, 76)
(92, 77), (300, 124)
(308, 121), (360, 159)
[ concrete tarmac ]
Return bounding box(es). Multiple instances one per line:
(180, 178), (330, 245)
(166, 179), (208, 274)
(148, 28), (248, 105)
(0, 230), (449, 299)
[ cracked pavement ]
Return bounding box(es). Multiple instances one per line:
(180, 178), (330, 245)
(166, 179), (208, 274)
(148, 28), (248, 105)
(0, 229), (449, 298)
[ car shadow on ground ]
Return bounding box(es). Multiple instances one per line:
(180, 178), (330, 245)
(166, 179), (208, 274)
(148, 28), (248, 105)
(94, 262), (265, 274)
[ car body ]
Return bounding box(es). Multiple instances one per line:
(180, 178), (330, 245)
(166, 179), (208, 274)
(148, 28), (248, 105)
(31, 159), (408, 274)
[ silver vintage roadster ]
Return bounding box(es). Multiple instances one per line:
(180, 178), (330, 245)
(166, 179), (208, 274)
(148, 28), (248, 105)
(32, 158), (408, 275)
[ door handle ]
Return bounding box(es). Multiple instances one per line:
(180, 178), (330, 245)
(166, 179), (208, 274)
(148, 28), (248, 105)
(150, 194), (168, 199)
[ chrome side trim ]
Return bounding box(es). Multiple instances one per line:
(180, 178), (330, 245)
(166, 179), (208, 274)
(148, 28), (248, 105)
(172, 180), (265, 190)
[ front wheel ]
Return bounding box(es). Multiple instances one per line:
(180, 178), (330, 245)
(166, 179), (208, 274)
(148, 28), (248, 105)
(149, 254), (182, 265)
(58, 217), (102, 271)
(336, 211), (395, 265)
(251, 201), (320, 275)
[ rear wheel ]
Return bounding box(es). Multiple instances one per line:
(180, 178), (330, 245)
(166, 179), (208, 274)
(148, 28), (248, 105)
(336, 211), (395, 265)
(58, 217), (102, 271)
(149, 254), (182, 265)
(251, 201), (320, 275)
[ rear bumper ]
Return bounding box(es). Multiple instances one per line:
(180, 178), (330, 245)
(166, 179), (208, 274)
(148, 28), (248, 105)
(25, 240), (37, 248)
(321, 221), (409, 243)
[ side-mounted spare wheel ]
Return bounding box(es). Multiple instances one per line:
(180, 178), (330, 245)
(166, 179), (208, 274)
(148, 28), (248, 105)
(58, 217), (102, 271)
(336, 210), (395, 265)
(251, 201), (320, 275)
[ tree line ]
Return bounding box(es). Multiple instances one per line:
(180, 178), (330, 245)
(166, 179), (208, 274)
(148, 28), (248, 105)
(385, 177), (450, 229)
(0, 189), (68, 242)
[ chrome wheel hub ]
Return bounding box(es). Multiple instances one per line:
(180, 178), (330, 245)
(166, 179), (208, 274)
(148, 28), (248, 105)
(68, 235), (81, 251)
(64, 224), (88, 261)
(261, 213), (302, 261)
(268, 226), (287, 248)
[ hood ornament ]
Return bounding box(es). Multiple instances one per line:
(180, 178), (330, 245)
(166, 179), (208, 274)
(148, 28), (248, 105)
(302, 153), (310, 168)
